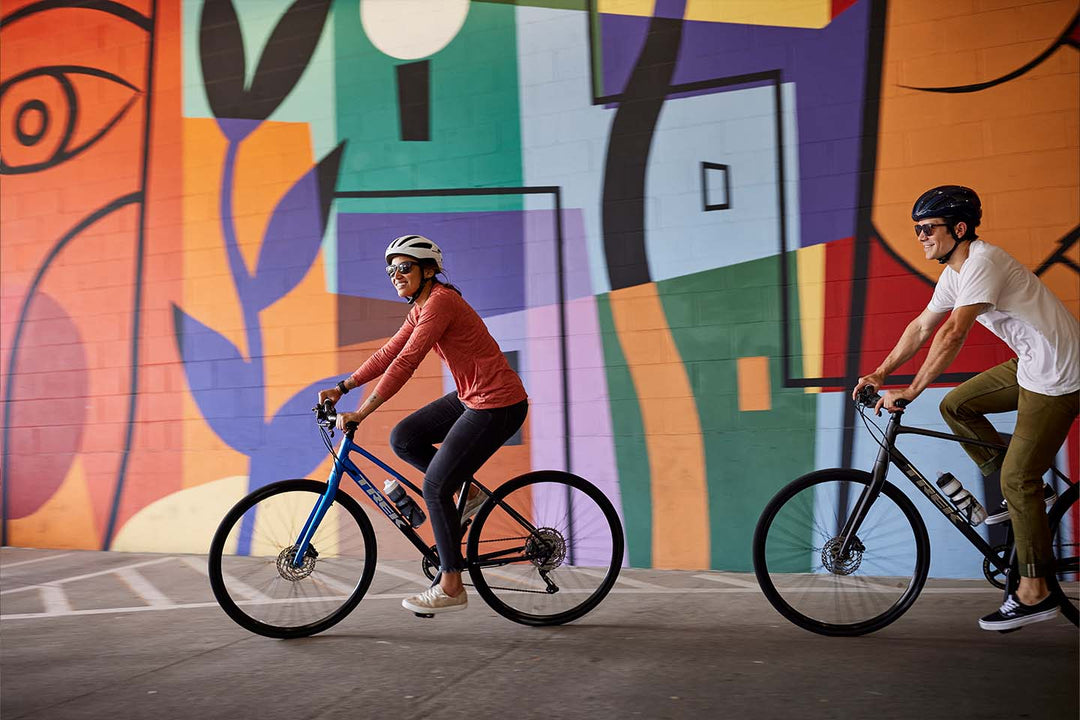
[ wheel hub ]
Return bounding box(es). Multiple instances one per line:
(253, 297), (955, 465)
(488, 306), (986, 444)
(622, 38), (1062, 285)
(277, 545), (317, 581)
(526, 528), (566, 571)
(821, 536), (863, 575)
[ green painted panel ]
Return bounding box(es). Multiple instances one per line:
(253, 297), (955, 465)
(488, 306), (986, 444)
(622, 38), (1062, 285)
(659, 252), (817, 571)
(332, 0), (523, 213)
(595, 294), (652, 568)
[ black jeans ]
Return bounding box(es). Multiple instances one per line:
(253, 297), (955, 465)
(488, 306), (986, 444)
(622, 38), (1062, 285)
(389, 392), (528, 573)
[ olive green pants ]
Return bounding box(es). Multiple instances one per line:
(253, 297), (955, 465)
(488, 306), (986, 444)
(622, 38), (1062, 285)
(939, 358), (1079, 578)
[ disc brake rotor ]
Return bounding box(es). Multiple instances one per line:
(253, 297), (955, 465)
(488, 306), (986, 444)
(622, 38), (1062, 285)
(821, 536), (863, 575)
(526, 528), (567, 572)
(276, 545), (317, 581)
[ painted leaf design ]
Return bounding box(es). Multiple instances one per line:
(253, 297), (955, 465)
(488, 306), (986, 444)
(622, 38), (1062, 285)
(199, 0), (248, 119)
(246, 0), (333, 120)
(172, 304), (262, 451)
(250, 143), (344, 310)
(251, 375), (362, 490)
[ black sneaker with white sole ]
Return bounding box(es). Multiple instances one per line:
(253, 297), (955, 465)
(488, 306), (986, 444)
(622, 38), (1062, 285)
(978, 593), (1060, 631)
(984, 483), (1057, 525)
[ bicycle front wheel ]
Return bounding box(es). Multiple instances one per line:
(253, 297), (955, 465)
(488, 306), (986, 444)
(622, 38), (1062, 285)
(753, 469), (930, 636)
(466, 471), (624, 626)
(208, 479), (377, 639)
(1047, 482), (1078, 625)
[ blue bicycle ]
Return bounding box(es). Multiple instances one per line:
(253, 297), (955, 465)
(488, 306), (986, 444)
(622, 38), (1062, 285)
(208, 402), (624, 638)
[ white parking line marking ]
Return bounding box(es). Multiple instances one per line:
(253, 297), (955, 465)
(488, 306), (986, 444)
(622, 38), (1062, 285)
(1, 552), (75, 568)
(116, 567), (173, 607)
(0, 557), (176, 596)
(180, 556), (272, 602)
(375, 564), (430, 587)
(40, 586), (72, 614)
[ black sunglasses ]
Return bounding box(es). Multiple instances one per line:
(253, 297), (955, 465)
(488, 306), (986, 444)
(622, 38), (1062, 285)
(913, 222), (948, 238)
(386, 260), (418, 277)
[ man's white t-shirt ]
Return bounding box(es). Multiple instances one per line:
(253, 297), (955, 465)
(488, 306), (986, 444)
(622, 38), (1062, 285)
(928, 240), (1079, 396)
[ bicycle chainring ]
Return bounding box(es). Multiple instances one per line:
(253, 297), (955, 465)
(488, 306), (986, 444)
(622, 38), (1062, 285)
(276, 545), (317, 581)
(526, 528), (567, 572)
(421, 545), (439, 581)
(821, 536), (864, 575)
(982, 544), (1010, 590)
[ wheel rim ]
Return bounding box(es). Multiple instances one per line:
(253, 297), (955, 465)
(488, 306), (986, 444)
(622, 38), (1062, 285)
(214, 485), (372, 634)
(1050, 487), (1078, 622)
(761, 477), (923, 630)
(469, 478), (620, 622)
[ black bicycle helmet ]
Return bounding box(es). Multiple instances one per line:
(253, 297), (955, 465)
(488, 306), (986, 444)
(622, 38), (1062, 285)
(911, 185), (981, 263)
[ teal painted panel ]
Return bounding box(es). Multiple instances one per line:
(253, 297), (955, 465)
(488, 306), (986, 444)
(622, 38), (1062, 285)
(659, 252), (817, 571)
(332, 0), (523, 212)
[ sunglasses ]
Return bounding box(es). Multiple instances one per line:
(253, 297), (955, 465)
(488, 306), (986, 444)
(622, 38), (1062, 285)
(386, 260), (418, 277)
(913, 222), (948, 238)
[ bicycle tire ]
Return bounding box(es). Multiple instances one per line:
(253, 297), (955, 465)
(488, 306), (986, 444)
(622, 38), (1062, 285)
(208, 479), (377, 639)
(466, 471), (624, 626)
(753, 468), (931, 636)
(1046, 482), (1078, 626)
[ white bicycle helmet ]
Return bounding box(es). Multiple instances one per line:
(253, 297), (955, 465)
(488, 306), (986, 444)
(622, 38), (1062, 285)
(385, 234), (443, 272)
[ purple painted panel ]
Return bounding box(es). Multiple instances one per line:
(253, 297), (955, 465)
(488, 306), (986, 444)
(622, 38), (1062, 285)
(337, 211), (525, 316)
(599, 2), (872, 247)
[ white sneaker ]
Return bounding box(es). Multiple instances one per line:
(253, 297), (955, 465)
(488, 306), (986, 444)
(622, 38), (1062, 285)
(402, 585), (467, 615)
(460, 489), (488, 525)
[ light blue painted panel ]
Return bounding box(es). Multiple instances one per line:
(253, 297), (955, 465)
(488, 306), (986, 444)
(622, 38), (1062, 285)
(645, 83), (801, 283)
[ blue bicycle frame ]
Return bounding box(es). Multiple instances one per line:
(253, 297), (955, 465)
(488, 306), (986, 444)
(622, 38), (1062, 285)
(288, 431), (437, 570)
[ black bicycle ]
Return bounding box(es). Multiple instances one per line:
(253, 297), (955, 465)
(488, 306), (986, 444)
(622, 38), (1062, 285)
(752, 387), (1077, 636)
(207, 402), (624, 638)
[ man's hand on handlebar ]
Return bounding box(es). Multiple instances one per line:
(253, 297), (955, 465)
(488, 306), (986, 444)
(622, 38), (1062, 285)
(878, 388), (916, 415)
(852, 373), (886, 403)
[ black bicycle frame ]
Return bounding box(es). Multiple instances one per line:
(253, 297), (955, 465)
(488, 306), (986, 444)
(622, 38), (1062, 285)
(838, 409), (1013, 574)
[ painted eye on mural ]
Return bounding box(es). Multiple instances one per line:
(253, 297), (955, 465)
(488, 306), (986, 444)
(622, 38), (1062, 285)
(0, 66), (141, 175)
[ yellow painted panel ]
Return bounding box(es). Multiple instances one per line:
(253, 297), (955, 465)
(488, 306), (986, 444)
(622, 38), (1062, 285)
(112, 475), (248, 554)
(9, 457), (99, 549)
(796, 243), (826, 394)
(597, 0), (654, 17)
(685, 0), (830, 28)
(609, 283), (709, 570)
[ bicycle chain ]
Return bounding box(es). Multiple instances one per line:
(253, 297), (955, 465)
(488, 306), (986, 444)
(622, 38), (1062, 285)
(466, 535), (560, 594)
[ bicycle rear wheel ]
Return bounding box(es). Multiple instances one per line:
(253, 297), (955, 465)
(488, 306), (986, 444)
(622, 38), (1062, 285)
(753, 469), (930, 636)
(208, 479), (377, 639)
(1047, 482), (1078, 625)
(466, 471), (624, 626)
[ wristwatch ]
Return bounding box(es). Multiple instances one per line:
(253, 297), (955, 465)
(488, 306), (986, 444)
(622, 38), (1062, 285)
(336, 380), (350, 395)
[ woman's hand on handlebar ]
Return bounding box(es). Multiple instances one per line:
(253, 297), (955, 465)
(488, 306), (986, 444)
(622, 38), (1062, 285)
(335, 410), (362, 432)
(317, 387), (343, 407)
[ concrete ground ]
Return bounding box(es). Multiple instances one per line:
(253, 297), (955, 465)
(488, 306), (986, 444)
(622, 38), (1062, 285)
(1, 547), (1076, 720)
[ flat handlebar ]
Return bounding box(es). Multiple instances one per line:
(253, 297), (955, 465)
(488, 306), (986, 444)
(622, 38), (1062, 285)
(855, 385), (909, 410)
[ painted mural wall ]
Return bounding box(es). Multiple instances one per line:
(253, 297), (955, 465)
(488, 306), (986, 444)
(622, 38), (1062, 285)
(1, 0), (1077, 579)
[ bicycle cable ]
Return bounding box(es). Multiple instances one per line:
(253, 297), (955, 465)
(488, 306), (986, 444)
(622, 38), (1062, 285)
(855, 399), (893, 456)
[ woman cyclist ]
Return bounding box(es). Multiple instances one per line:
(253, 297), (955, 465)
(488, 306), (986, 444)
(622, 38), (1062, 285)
(319, 234), (528, 615)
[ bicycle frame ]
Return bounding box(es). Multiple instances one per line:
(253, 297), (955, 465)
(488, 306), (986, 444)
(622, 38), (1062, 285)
(288, 429), (543, 572)
(837, 407), (1070, 575)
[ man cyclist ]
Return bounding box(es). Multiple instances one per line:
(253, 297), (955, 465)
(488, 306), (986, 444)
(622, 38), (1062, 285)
(852, 185), (1079, 631)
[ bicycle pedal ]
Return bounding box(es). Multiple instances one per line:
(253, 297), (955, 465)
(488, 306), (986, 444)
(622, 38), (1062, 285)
(997, 627), (1022, 634)
(414, 612), (435, 619)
